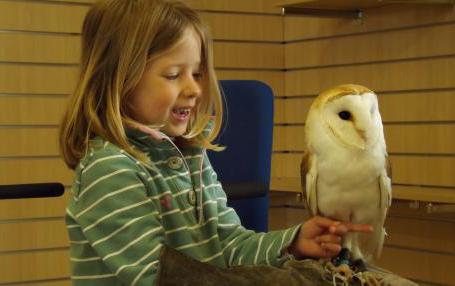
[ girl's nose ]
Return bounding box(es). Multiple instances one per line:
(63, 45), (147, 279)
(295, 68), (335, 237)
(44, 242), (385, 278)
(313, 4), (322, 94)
(183, 75), (202, 98)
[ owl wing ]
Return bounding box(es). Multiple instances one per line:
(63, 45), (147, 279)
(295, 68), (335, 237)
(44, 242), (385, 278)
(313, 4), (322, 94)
(300, 150), (318, 216)
(380, 157), (392, 211)
(375, 156), (392, 258)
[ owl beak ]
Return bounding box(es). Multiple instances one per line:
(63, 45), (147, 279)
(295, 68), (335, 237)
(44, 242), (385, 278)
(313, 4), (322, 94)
(353, 128), (367, 150)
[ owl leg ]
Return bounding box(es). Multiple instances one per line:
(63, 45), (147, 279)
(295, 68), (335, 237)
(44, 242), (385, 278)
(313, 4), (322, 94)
(349, 233), (368, 272)
(350, 233), (363, 260)
(332, 235), (352, 266)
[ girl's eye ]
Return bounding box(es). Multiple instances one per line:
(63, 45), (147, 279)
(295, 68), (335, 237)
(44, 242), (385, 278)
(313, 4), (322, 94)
(164, 74), (179, 80)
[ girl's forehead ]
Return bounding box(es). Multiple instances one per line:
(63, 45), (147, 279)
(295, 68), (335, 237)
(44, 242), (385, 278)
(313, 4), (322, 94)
(150, 29), (202, 67)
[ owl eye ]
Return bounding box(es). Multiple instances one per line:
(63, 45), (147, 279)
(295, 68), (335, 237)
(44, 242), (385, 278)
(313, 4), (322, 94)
(338, 111), (352, 121)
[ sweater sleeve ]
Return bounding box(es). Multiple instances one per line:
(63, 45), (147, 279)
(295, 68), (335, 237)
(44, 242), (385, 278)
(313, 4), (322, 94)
(203, 156), (301, 268)
(215, 189), (301, 267)
(68, 149), (164, 286)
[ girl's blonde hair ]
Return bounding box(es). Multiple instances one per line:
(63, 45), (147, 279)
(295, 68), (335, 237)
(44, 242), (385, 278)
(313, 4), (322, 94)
(60, 0), (223, 169)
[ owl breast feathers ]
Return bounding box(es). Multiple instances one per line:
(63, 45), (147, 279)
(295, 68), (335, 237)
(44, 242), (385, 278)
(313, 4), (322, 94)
(300, 84), (392, 262)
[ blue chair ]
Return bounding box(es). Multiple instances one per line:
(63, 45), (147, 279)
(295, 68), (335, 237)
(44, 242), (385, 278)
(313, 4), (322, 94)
(208, 80), (274, 233)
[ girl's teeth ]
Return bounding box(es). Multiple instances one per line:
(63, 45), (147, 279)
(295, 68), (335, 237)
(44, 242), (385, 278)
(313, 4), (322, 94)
(174, 108), (190, 116)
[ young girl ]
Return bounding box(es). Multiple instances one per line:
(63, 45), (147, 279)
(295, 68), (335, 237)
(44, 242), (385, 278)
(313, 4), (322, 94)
(60, 0), (372, 285)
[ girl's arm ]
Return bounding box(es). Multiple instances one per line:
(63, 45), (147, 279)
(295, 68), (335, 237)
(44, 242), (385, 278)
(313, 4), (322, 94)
(202, 153), (300, 267)
(213, 186), (301, 267)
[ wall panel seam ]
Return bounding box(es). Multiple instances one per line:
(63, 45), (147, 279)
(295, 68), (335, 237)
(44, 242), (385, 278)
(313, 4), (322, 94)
(0, 216), (65, 224)
(384, 244), (455, 257)
(0, 31), (284, 44)
(0, 61), (285, 71)
(0, 0), (282, 15)
(0, 155), (62, 160)
(0, 0), (91, 6)
(285, 20), (455, 44)
(0, 277), (70, 286)
(275, 87), (455, 98)
(285, 54), (455, 72)
(272, 150), (455, 157)
(0, 125), (60, 128)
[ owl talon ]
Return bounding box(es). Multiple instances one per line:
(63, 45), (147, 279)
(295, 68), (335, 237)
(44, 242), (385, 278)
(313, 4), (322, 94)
(332, 248), (351, 266)
(351, 259), (367, 272)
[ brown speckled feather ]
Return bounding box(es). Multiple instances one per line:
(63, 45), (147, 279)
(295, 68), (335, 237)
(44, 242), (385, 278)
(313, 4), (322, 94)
(300, 150), (317, 217)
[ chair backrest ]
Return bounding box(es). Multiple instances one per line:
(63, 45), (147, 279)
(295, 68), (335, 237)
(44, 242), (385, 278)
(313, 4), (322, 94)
(208, 80), (274, 232)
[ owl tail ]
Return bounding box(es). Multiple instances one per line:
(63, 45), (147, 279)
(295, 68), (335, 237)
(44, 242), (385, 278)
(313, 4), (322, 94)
(359, 225), (387, 262)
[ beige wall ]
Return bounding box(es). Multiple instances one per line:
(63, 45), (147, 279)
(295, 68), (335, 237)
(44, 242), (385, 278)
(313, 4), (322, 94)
(271, 4), (455, 286)
(0, 0), (282, 284)
(0, 0), (454, 285)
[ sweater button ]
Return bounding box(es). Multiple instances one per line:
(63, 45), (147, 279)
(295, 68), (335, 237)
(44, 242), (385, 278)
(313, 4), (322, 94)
(167, 156), (183, 170)
(188, 190), (196, 205)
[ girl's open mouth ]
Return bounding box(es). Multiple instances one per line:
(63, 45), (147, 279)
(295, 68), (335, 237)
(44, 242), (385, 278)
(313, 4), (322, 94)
(171, 107), (191, 122)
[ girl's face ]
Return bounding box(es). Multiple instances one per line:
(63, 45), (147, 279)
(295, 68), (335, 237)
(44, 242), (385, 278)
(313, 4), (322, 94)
(129, 28), (203, 137)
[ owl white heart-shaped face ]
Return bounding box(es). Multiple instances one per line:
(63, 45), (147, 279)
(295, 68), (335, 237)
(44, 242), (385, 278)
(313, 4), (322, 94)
(321, 92), (382, 150)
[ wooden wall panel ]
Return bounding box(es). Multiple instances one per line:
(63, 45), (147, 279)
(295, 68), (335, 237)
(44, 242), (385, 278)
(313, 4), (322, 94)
(214, 42), (283, 69)
(285, 23), (455, 69)
(271, 153), (455, 187)
(202, 13), (283, 41)
(0, 1), (285, 285)
(0, 65), (78, 94)
(269, 203), (455, 285)
(0, 128), (59, 157)
(15, 280), (71, 286)
(0, 192), (69, 220)
(51, 0), (283, 13)
(0, 1), (282, 42)
(0, 32), (283, 68)
(275, 90), (455, 124)
(392, 155), (455, 187)
(269, 205), (455, 255)
(0, 1), (88, 33)
(0, 219), (67, 252)
(185, 0), (281, 14)
(284, 4), (455, 41)
(51, 0), (93, 3)
(378, 91), (455, 123)
(0, 249), (69, 284)
(0, 159), (73, 185)
(271, 176), (455, 204)
(0, 97), (67, 125)
(274, 124), (455, 154)
(390, 185), (455, 204)
(384, 124), (455, 154)
(274, 97), (312, 124)
(0, 34), (79, 64)
(270, 153), (314, 178)
(217, 70), (284, 96)
(285, 57), (455, 97)
(385, 217), (455, 254)
(378, 247), (454, 285)
(274, 5), (455, 285)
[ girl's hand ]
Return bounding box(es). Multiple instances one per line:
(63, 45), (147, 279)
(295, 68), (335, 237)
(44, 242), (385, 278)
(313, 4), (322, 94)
(287, 216), (373, 259)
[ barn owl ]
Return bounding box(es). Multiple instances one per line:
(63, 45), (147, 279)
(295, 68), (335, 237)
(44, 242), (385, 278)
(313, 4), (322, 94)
(300, 84), (392, 267)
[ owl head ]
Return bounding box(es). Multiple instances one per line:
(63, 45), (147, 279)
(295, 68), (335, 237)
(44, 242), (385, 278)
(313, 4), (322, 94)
(306, 84), (385, 151)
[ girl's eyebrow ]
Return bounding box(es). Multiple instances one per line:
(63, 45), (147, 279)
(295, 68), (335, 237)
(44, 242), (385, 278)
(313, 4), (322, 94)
(163, 62), (201, 69)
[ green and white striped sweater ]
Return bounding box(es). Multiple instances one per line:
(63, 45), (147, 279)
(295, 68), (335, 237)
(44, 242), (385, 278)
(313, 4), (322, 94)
(65, 128), (301, 285)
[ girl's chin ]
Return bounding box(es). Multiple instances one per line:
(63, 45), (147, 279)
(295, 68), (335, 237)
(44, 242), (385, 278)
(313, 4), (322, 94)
(161, 123), (188, 138)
